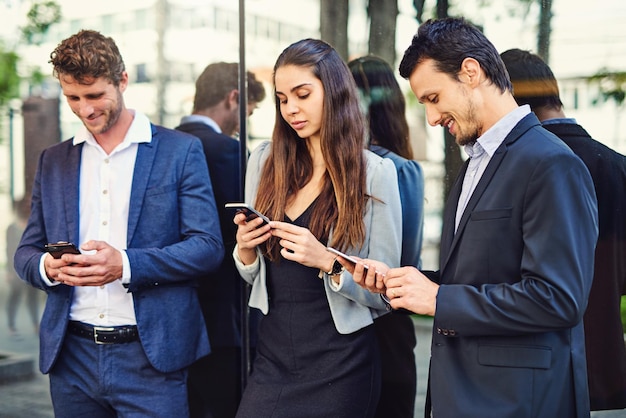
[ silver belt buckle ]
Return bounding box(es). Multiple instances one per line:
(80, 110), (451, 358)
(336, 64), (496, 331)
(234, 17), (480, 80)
(93, 326), (115, 344)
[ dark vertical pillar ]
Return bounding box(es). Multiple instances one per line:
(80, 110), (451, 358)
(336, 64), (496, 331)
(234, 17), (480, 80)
(21, 96), (60, 200)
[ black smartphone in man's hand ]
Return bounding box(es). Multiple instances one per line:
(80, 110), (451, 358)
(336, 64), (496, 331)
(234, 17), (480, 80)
(45, 241), (80, 259)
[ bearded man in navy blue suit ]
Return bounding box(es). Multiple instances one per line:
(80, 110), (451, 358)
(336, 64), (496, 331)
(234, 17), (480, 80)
(14, 30), (224, 417)
(349, 18), (598, 418)
(175, 62), (266, 418)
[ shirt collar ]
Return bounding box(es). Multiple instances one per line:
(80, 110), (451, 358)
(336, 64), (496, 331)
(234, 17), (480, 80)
(179, 114), (222, 134)
(72, 110), (153, 148)
(465, 104), (531, 158)
(542, 117), (577, 126)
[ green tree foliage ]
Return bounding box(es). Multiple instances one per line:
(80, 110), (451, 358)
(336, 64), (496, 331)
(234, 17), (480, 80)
(21, 1), (62, 45)
(587, 69), (626, 108)
(0, 44), (19, 106)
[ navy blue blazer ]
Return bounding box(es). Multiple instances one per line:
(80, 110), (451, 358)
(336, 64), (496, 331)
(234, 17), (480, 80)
(14, 124), (224, 374)
(427, 113), (598, 417)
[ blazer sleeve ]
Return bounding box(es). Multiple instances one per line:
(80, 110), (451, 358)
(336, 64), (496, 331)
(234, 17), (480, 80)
(233, 142), (270, 313)
(397, 159), (424, 268)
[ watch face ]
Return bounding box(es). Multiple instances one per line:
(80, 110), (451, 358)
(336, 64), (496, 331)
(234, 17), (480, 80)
(331, 259), (344, 275)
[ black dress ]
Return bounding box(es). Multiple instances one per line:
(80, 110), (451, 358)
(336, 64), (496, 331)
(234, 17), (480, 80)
(236, 203), (381, 418)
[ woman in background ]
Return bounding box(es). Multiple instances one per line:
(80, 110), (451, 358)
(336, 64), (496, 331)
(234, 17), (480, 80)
(233, 39), (402, 417)
(349, 55), (425, 418)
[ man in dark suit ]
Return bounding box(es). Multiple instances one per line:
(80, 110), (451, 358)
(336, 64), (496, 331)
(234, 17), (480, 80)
(176, 62), (266, 418)
(349, 18), (598, 417)
(14, 30), (224, 417)
(501, 48), (626, 412)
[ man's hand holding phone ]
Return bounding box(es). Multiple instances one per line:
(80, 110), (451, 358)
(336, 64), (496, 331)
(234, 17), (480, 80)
(44, 241), (82, 283)
(44, 240), (124, 287)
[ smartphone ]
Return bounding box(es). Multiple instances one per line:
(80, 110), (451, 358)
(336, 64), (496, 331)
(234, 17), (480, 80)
(326, 247), (358, 265)
(45, 241), (81, 259)
(225, 202), (270, 226)
(326, 247), (368, 272)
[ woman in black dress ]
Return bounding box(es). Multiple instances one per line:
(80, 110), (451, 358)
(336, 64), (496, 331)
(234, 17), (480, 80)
(232, 39), (403, 417)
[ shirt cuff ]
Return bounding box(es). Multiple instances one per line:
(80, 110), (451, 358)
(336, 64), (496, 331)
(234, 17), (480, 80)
(327, 272), (344, 291)
(232, 244), (260, 273)
(120, 250), (131, 284)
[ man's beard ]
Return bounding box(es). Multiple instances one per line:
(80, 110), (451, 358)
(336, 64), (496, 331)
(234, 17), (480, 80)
(87, 90), (123, 135)
(455, 100), (480, 146)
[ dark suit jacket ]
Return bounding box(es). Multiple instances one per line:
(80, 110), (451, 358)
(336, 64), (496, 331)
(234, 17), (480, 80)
(543, 122), (626, 410)
(14, 124), (224, 374)
(427, 113), (598, 417)
(175, 121), (260, 349)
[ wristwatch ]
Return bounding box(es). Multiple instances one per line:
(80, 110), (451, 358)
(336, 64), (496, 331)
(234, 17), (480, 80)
(326, 257), (344, 276)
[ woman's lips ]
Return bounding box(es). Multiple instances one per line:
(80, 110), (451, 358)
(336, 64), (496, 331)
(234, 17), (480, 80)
(291, 121), (306, 130)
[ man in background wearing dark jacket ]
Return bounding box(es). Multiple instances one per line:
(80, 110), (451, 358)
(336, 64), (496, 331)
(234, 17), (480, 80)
(176, 62), (266, 418)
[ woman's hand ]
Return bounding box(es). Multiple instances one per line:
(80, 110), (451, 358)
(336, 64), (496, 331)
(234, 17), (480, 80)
(270, 221), (336, 272)
(234, 212), (272, 265)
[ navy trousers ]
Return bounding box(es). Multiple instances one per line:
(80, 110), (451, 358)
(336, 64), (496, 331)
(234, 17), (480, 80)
(49, 332), (189, 417)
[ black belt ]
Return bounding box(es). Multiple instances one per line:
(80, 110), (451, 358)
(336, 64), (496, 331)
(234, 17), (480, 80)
(68, 321), (139, 344)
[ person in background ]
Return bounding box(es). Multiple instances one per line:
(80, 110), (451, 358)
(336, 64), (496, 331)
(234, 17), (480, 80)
(501, 47), (626, 412)
(232, 38), (402, 417)
(348, 18), (598, 417)
(348, 55), (423, 418)
(6, 197), (40, 337)
(14, 30), (224, 417)
(176, 61), (266, 418)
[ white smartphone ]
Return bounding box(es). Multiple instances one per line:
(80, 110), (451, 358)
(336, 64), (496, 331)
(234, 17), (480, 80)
(225, 202), (271, 225)
(326, 247), (367, 271)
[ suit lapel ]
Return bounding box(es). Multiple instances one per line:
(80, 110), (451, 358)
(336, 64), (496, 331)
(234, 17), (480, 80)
(127, 125), (157, 245)
(64, 142), (83, 243)
(443, 146), (509, 274)
(439, 161), (467, 269)
(450, 145), (507, 244)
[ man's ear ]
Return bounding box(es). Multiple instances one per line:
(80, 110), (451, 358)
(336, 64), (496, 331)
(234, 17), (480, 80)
(227, 89), (239, 107)
(223, 89), (239, 110)
(119, 71), (129, 92)
(459, 57), (481, 86)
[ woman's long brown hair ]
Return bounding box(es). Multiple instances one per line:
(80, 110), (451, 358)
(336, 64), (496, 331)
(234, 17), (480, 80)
(255, 38), (368, 261)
